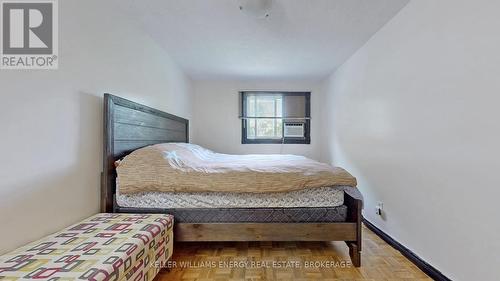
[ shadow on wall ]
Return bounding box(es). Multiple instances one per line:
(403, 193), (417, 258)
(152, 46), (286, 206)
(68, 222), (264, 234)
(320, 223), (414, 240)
(77, 91), (103, 207)
(328, 133), (377, 217)
(0, 92), (103, 254)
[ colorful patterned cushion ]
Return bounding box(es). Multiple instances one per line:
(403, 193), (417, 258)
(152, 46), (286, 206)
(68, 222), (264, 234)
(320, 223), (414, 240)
(0, 213), (173, 281)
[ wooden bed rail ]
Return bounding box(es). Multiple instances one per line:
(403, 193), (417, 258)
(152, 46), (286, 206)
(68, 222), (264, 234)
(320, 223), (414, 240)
(174, 222), (358, 241)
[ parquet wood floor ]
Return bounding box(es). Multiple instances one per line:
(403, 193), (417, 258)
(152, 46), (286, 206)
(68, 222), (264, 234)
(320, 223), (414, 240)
(155, 224), (431, 281)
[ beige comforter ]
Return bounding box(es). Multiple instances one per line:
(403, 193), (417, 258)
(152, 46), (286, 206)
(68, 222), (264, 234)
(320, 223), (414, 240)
(117, 143), (357, 194)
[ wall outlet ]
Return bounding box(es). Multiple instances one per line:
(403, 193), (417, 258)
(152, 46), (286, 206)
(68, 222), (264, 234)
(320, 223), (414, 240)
(375, 202), (384, 216)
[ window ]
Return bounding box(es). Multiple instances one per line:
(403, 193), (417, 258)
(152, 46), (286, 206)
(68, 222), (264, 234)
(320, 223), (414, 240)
(241, 91), (310, 144)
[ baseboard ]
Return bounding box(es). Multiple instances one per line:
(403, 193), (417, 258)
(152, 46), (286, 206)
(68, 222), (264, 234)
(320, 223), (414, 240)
(363, 218), (451, 281)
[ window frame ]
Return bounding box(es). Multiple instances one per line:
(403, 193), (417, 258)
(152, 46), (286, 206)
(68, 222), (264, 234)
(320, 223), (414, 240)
(241, 91), (311, 144)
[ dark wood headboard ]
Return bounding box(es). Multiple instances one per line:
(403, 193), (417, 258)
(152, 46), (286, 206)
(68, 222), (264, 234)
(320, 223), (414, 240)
(101, 94), (189, 212)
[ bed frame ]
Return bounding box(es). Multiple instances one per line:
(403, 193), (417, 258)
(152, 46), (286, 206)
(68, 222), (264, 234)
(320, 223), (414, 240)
(101, 94), (362, 266)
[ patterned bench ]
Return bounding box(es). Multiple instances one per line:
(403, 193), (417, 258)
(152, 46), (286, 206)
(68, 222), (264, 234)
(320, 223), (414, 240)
(0, 213), (173, 281)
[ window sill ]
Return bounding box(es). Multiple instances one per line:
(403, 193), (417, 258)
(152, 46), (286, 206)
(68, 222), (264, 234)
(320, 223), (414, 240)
(242, 138), (310, 144)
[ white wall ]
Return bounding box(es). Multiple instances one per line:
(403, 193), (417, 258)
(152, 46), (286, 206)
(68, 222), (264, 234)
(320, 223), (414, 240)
(192, 79), (323, 160)
(0, 0), (193, 254)
(320, 0), (500, 280)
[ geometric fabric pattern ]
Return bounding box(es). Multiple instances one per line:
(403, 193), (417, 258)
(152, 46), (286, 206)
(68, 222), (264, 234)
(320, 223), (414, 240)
(0, 213), (173, 281)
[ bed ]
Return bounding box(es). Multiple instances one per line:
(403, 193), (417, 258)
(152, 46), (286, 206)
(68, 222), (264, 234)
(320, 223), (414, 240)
(101, 94), (363, 267)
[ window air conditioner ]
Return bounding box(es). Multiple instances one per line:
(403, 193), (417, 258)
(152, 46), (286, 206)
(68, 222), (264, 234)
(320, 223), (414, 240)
(283, 122), (305, 138)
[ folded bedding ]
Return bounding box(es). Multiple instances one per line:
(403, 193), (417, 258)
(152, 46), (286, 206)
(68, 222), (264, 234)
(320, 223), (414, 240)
(117, 143), (357, 194)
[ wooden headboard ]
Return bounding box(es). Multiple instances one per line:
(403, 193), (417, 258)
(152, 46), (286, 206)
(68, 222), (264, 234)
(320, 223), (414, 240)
(101, 94), (189, 212)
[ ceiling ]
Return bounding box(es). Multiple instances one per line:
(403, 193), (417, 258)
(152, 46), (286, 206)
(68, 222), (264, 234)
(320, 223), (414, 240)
(118, 0), (409, 80)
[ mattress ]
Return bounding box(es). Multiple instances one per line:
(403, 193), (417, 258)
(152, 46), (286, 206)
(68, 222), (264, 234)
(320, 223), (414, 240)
(118, 205), (348, 223)
(116, 186), (348, 209)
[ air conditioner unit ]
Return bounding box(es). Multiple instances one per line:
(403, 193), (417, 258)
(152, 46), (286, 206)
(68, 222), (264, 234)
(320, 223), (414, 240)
(284, 122), (305, 138)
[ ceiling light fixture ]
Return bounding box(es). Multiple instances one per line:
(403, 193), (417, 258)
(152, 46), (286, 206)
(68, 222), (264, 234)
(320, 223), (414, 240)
(238, 0), (273, 19)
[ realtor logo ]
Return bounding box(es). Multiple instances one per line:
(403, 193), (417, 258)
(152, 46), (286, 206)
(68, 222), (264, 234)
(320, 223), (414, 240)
(1, 0), (58, 69)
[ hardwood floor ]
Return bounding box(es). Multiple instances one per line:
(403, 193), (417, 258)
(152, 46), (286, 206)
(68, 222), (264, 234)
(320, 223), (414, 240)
(155, 224), (431, 281)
